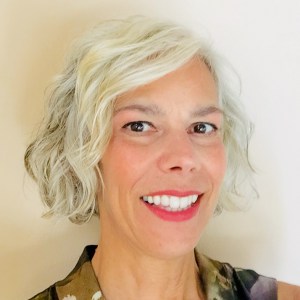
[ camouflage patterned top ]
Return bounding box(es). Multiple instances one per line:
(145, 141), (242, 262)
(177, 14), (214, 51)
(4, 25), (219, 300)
(29, 245), (277, 300)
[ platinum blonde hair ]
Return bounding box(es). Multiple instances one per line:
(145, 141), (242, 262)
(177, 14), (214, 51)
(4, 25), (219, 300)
(24, 16), (255, 224)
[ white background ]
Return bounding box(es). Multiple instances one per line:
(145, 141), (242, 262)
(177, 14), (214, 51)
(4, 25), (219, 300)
(0, 0), (299, 299)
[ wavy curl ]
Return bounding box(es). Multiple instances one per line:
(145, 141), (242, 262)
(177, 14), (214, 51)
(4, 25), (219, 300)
(24, 16), (256, 224)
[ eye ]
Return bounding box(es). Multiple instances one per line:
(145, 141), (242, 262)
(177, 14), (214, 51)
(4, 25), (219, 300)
(122, 121), (153, 132)
(191, 122), (217, 134)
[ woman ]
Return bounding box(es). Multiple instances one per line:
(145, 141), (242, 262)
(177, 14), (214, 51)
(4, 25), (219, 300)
(25, 16), (299, 299)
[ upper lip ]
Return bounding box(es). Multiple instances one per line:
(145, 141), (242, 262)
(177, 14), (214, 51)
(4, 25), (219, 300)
(143, 190), (202, 197)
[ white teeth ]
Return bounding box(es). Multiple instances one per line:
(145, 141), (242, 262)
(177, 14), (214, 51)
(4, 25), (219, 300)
(153, 196), (161, 205)
(161, 195), (169, 207)
(179, 197), (188, 209)
(170, 196), (180, 209)
(191, 195), (198, 203)
(148, 196), (153, 204)
(142, 194), (199, 211)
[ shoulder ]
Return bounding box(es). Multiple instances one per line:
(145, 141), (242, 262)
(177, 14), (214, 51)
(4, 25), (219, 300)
(233, 265), (277, 299)
(28, 246), (101, 300)
(29, 286), (58, 300)
(196, 252), (277, 300)
(278, 281), (300, 300)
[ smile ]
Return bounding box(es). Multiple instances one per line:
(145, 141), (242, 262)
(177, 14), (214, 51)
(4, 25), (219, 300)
(141, 194), (199, 212)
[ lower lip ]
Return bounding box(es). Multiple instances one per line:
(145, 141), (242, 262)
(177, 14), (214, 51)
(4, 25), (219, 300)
(143, 197), (201, 222)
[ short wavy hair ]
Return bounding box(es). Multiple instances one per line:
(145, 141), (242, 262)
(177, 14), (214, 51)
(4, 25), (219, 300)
(24, 16), (256, 224)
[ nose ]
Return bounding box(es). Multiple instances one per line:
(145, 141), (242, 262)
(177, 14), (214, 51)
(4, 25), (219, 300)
(157, 132), (199, 174)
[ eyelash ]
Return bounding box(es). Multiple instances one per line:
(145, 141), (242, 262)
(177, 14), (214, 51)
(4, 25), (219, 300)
(122, 121), (154, 132)
(122, 121), (218, 135)
(189, 122), (218, 135)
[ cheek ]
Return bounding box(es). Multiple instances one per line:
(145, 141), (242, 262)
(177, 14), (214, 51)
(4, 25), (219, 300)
(101, 138), (154, 189)
(205, 142), (227, 184)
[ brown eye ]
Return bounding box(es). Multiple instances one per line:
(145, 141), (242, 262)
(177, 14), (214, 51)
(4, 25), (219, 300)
(193, 123), (217, 134)
(123, 121), (152, 132)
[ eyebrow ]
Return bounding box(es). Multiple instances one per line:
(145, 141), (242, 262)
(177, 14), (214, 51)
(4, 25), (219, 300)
(114, 104), (223, 117)
(191, 106), (223, 118)
(114, 104), (163, 116)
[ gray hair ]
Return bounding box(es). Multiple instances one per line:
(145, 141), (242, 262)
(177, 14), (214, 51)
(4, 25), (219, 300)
(24, 16), (255, 224)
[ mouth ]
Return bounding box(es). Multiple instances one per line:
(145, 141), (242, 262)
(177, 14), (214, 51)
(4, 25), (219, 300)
(141, 194), (200, 212)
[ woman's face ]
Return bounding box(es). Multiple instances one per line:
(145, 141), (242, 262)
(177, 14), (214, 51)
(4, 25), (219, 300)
(99, 58), (226, 259)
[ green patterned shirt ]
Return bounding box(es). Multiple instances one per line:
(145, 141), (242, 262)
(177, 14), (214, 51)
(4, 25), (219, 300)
(29, 245), (277, 300)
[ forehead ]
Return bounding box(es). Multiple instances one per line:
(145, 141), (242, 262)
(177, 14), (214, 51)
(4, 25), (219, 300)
(115, 58), (218, 111)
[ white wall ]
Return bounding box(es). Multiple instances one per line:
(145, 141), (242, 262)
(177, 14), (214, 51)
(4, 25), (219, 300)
(0, 0), (299, 299)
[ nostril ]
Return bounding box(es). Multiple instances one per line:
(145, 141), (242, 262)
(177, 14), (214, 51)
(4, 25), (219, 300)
(157, 144), (198, 173)
(170, 166), (182, 171)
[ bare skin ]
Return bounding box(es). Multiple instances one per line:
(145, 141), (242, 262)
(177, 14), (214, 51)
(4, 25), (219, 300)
(278, 281), (300, 300)
(91, 58), (300, 299)
(92, 58), (221, 300)
(92, 238), (204, 300)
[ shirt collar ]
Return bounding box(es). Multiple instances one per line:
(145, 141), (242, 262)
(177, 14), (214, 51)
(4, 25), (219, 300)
(55, 245), (233, 300)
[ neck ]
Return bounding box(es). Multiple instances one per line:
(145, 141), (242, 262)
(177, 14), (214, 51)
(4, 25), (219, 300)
(92, 228), (204, 300)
